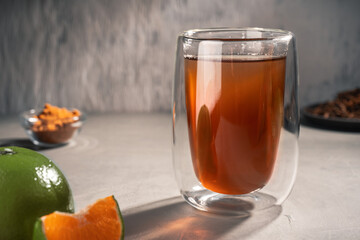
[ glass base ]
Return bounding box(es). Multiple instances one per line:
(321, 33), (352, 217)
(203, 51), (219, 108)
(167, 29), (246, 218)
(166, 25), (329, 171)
(30, 139), (68, 148)
(182, 189), (277, 216)
(26, 130), (70, 148)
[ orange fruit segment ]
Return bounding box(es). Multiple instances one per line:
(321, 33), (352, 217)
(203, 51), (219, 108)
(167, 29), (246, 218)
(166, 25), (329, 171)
(33, 196), (124, 240)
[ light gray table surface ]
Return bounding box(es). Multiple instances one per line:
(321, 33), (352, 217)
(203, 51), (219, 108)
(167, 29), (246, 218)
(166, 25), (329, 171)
(1, 113), (360, 240)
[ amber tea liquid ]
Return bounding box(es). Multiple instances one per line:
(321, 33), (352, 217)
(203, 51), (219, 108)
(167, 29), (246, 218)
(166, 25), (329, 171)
(185, 55), (286, 195)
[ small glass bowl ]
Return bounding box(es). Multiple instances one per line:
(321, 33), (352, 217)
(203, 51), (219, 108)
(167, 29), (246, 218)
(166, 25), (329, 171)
(20, 109), (86, 147)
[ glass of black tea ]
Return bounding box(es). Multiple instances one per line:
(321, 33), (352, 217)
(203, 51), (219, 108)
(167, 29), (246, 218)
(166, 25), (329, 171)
(172, 28), (299, 215)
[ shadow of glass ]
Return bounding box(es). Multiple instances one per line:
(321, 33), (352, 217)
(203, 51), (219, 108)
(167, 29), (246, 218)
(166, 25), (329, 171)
(123, 196), (281, 240)
(0, 138), (65, 151)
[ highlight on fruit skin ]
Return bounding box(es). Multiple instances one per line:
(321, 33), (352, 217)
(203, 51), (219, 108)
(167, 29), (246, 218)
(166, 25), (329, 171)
(33, 196), (124, 240)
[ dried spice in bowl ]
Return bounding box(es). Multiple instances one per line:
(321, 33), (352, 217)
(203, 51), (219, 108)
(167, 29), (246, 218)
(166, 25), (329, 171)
(21, 103), (85, 146)
(306, 88), (360, 119)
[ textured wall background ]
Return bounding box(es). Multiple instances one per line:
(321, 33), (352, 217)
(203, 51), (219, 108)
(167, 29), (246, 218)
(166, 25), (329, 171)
(1, 0), (360, 115)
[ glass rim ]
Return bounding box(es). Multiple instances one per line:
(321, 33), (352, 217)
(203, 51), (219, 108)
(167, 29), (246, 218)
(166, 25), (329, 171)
(181, 27), (293, 42)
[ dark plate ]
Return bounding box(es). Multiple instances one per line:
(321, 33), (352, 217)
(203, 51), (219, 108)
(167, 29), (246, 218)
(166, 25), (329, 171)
(301, 104), (360, 132)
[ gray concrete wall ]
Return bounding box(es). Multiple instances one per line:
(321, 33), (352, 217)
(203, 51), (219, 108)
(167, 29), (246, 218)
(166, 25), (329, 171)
(1, 0), (360, 115)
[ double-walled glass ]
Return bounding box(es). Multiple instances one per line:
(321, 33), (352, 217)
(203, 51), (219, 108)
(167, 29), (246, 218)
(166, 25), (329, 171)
(172, 28), (299, 215)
